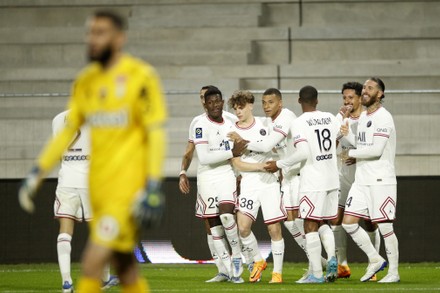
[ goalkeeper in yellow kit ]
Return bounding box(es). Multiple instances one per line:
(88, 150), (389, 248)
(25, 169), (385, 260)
(18, 10), (167, 293)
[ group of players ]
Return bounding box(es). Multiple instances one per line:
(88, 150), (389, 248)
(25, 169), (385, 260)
(179, 79), (400, 284)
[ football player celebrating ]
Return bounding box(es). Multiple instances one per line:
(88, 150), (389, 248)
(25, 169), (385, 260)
(341, 77), (400, 283)
(228, 90), (286, 284)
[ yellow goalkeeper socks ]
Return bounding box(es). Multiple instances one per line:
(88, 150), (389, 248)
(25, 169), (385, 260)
(122, 277), (150, 293)
(77, 276), (101, 293)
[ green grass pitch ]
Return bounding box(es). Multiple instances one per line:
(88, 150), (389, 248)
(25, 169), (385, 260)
(1, 262), (439, 292)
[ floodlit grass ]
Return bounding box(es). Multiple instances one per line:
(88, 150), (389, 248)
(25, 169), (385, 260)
(1, 262), (439, 292)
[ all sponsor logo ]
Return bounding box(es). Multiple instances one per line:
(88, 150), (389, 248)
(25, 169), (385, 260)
(63, 155), (90, 161)
(315, 154), (333, 161)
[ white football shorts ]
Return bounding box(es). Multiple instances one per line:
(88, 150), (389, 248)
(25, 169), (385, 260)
(282, 175), (300, 211)
(196, 174), (237, 218)
(238, 182), (287, 224)
(299, 189), (338, 221)
(54, 186), (92, 222)
(344, 183), (397, 223)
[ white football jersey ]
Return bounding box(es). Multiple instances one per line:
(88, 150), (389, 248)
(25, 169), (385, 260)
(352, 107), (397, 185)
(233, 117), (278, 189)
(293, 111), (340, 192)
(53, 110), (90, 189)
(272, 108), (300, 178)
(336, 112), (359, 184)
(192, 111), (237, 179)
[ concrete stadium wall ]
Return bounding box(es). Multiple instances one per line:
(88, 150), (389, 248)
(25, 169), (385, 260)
(1, 176), (439, 264)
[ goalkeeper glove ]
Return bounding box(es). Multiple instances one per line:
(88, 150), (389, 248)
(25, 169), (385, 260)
(133, 179), (165, 229)
(18, 166), (41, 214)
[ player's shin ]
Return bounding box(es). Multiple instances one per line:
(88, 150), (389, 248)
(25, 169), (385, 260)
(207, 234), (228, 275)
(367, 228), (381, 253)
(57, 233), (72, 285)
(331, 225), (347, 265)
(378, 223), (399, 275)
(318, 224), (336, 260)
(343, 223), (381, 261)
(305, 232), (323, 278)
(240, 232), (263, 262)
(220, 213), (241, 258)
(271, 238), (285, 274)
(284, 220), (306, 252)
(210, 225), (232, 276)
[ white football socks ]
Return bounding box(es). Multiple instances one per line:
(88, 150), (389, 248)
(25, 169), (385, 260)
(343, 223), (381, 262)
(305, 232), (323, 278)
(102, 264), (110, 283)
(378, 223), (399, 275)
(271, 239), (285, 274)
(240, 232), (263, 262)
(284, 220), (306, 252)
(367, 228), (381, 253)
(331, 225), (347, 265)
(207, 234), (228, 274)
(318, 224), (336, 260)
(57, 233), (72, 285)
(220, 213), (241, 258)
(210, 225), (232, 275)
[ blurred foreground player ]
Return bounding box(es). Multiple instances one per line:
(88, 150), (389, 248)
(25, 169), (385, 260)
(19, 10), (167, 293)
(53, 111), (119, 292)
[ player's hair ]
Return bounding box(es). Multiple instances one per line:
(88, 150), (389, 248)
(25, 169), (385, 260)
(201, 85), (218, 91)
(228, 90), (255, 108)
(93, 10), (127, 31)
(299, 85), (318, 104)
(342, 82), (363, 97)
(263, 88), (282, 99)
(368, 77), (386, 100)
(204, 87), (223, 101)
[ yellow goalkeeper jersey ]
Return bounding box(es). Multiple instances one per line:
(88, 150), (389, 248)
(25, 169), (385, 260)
(38, 53), (167, 210)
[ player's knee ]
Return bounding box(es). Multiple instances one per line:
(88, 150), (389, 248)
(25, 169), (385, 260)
(377, 222), (394, 236)
(219, 213), (235, 226)
(342, 223), (359, 234)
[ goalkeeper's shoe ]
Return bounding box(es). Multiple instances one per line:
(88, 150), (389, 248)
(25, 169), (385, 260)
(249, 260), (267, 283)
(62, 281), (73, 293)
(102, 275), (119, 290)
(205, 273), (229, 283)
(338, 264), (351, 279)
(133, 180), (165, 229)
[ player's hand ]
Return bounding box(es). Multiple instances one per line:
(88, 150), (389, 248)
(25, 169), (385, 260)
(340, 119), (349, 136)
(18, 166), (42, 214)
(345, 157), (356, 166)
(232, 139), (248, 157)
(227, 131), (243, 142)
(133, 180), (165, 229)
(264, 161), (279, 173)
(179, 173), (190, 194)
(339, 105), (352, 118)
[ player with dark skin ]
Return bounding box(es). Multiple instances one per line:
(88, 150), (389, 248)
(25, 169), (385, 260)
(199, 92), (248, 228)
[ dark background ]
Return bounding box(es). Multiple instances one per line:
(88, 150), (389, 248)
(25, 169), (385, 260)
(1, 177), (438, 264)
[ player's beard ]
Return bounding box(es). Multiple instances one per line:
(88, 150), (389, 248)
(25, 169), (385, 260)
(88, 45), (113, 67)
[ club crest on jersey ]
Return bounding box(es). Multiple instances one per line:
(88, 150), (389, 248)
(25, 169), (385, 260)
(367, 121), (372, 127)
(220, 140), (230, 150)
(260, 129), (267, 136)
(195, 128), (203, 138)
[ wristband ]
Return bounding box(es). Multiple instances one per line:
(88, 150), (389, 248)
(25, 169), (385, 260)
(179, 170), (187, 176)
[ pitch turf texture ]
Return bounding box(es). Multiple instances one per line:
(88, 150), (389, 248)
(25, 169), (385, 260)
(1, 262), (439, 292)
